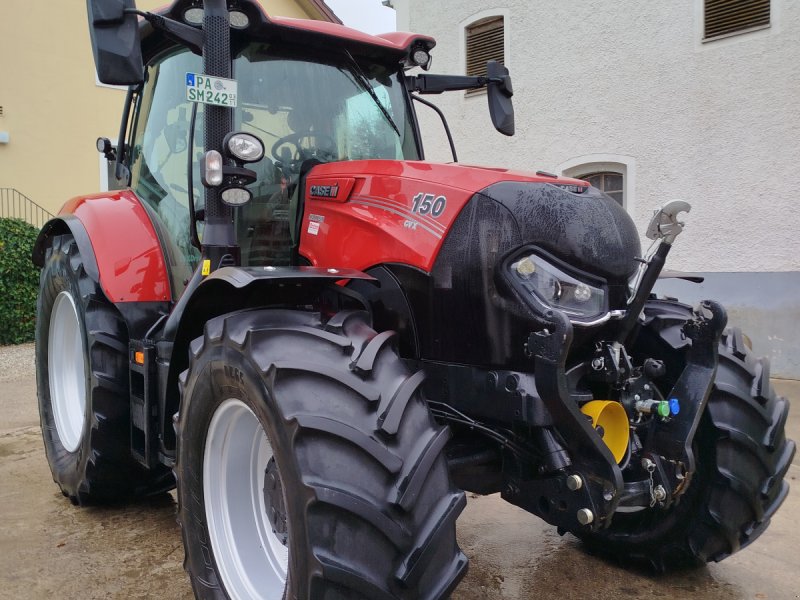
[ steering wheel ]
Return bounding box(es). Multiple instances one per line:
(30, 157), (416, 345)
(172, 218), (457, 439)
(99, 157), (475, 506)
(271, 131), (336, 169)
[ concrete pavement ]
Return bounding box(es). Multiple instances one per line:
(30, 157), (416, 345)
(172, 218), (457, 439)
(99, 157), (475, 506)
(1, 343), (797, 599)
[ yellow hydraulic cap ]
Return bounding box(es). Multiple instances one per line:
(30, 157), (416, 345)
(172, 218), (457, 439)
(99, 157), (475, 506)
(580, 400), (630, 463)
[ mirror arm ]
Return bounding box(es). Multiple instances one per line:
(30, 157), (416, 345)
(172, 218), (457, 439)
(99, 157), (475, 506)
(125, 9), (204, 55)
(407, 74), (488, 94)
(113, 87), (135, 184)
(411, 94), (458, 163)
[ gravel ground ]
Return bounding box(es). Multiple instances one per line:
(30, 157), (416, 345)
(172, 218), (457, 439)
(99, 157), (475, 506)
(0, 342), (35, 383)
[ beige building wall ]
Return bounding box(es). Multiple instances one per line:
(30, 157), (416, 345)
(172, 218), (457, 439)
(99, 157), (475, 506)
(0, 0), (328, 216)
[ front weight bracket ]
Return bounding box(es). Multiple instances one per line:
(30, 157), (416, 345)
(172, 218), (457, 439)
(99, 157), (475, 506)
(647, 300), (727, 483)
(505, 309), (623, 531)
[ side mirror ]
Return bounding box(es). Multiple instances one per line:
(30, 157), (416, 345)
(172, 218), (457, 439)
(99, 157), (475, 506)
(87, 0), (144, 85)
(486, 61), (514, 136)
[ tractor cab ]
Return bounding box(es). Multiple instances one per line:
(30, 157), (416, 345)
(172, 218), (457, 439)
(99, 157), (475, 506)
(130, 39), (420, 289)
(94, 0), (513, 296)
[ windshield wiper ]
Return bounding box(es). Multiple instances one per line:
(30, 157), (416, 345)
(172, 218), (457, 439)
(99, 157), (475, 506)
(342, 50), (401, 137)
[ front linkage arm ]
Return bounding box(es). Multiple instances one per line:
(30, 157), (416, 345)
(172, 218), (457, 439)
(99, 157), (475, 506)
(502, 309), (624, 532)
(646, 300), (727, 495)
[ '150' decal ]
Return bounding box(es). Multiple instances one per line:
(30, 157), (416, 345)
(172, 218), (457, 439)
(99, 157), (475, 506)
(411, 193), (446, 218)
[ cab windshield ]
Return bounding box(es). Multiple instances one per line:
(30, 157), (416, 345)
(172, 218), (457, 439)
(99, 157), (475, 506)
(237, 43), (419, 164)
(130, 43), (417, 290)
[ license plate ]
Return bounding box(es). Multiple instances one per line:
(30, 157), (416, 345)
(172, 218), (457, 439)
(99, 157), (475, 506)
(186, 73), (238, 108)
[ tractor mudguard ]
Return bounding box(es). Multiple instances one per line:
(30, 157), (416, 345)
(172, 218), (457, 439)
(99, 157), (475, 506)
(33, 214), (100, 281)
(158, 265), (377, 455)
(32, 191), (171, 304)
(169, 266), (376, 343)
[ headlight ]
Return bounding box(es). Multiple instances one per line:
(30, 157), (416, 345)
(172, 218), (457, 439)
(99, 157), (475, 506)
(507, 252), (607, 322)
(223, 132), (265, 163)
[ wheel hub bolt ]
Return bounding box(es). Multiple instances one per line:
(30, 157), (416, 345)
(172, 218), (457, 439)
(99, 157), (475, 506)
(577, 508), (594, 525)
(653, 485), (667, 502)
(566, 474), (583, 491)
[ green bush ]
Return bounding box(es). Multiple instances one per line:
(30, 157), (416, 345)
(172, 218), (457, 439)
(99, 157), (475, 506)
(0, 218), (40, 345)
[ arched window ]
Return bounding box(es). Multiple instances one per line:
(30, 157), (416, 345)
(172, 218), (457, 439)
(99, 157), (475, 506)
(582, 172), (623, 206)
(558, 155), (635, 213)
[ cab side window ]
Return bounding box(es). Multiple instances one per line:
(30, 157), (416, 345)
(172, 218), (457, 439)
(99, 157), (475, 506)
(130, 49), (203, 295)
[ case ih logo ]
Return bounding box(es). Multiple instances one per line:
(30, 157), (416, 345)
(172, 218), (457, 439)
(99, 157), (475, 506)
(310, 185), (339, 199)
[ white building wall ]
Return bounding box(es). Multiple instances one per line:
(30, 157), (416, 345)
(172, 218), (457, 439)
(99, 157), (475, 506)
(397, 0), (800, 273)
(396, 0), (800, 377)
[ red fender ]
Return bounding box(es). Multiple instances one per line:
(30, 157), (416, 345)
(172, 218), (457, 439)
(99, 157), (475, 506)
(57, 191), (171, 303)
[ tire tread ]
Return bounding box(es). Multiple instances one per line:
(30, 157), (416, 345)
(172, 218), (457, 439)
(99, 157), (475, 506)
(176, 309), (467, 599)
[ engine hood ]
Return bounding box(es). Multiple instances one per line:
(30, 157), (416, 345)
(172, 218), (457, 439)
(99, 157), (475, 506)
(303, 159), (640, 281)
(477, 181), (641, 281)
(305, 159), (589, 194)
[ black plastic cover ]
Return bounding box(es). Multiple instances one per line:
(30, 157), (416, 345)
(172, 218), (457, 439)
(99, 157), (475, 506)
(487, 61), (514, 136)
(480, 182), (641, 281)
(87, 0), (144, 85)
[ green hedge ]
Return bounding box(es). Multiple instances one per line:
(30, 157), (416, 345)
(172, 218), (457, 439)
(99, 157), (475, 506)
(0, 218), (40, 345)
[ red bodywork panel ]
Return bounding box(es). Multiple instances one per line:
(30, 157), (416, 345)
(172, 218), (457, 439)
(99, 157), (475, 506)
(56, 163), (582, 303)
(269, 17), (435, 53)
(150, 2), (435, 61)
(301, 160), (587, 273)
(60, 191), (171, 303)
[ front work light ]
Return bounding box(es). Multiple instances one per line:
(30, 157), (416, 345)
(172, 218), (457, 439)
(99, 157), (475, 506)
(412, 49), (430, 66)
(221, 187), (252, 206)
(183, 7), (204, 25)
(223, 132), (265, 163)
(229, 10), (250, 29)
(183, 8), (249, 29)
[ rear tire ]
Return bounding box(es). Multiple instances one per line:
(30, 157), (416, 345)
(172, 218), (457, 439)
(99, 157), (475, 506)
(36, 233), (173, 504)
(580, 299), (795, 570)
(176, 309), (467, 599)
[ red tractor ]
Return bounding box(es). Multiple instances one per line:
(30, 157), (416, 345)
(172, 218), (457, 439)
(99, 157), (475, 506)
(34, 1), (794, 598)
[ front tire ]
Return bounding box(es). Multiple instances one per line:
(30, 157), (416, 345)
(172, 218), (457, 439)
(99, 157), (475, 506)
(580, 299), (795, 570)
(36, 234), (174, 504)
(176, 309), (467, 599)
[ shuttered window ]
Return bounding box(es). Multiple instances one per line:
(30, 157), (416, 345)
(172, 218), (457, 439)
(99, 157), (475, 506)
(465, 16), (504, 78)
(704, 0), (770, 40)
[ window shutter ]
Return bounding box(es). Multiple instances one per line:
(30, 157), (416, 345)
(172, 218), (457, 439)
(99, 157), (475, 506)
(704, 0), (770, 39)
(465, 16), (504, 78)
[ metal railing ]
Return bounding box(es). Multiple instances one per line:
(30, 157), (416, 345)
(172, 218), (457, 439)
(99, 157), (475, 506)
(0, 188), (53, 229)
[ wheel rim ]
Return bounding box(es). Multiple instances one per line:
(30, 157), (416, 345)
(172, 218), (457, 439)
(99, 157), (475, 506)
(48, 291), (87, 453)
(204, 399), (289, 599)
